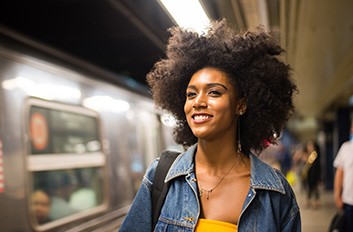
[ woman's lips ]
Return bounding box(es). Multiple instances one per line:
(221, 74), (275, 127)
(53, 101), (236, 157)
(192, 114), (213, 123)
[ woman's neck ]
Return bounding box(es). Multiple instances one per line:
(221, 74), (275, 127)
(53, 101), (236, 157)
(195, 139), (250, 174)
(196, 141), (238, 169)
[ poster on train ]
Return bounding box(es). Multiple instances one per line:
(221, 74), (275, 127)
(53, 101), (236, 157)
(30, 112), (49, 152)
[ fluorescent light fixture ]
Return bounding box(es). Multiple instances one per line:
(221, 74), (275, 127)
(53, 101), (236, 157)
(2, 77), (81, 101)
(83, 95), (130, 113)
(159, 0), (211, 34)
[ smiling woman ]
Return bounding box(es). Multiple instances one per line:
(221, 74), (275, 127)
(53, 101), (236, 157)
(119, 19), (301, 232)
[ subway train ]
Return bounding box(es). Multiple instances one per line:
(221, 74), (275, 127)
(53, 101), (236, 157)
(0, 26), (180, 232)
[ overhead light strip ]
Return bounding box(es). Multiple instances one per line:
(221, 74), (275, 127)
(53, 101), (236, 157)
(159, 0), (211, 34)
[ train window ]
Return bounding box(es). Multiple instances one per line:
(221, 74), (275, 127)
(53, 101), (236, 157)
(31, 168), (104, 223)
(29, 106), (100, 154)
(26, 98), (107, 229)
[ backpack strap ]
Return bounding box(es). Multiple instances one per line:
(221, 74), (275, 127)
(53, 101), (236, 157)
(151, 150), (180, 230)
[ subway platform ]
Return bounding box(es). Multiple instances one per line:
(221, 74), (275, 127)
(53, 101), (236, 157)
(293, 183), (336, 232)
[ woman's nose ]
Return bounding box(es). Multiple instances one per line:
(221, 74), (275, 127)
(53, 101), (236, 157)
(193, 95), (207, 108)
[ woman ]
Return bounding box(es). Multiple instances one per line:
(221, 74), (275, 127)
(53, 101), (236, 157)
(304, 140), (321, 209)
(31, 189), (51, 224)
(120, 19), (301, 231)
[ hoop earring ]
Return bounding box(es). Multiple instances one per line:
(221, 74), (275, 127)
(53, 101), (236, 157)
(237, 115), (242, 153)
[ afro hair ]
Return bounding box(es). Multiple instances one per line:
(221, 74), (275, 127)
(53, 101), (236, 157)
(147, 19), (297, 154)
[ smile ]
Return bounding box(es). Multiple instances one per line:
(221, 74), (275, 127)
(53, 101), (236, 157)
(192, 114), (213, 122)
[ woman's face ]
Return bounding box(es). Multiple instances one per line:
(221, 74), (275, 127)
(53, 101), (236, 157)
(32, 190), (50, 224)
(184, 67), (244, 141)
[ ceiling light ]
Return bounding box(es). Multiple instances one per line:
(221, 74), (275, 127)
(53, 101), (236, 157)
(159, 0), (211, 34)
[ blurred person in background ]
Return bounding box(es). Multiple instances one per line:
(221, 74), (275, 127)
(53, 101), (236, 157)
(292, 143), (308, 195)
(334, 122), (353, 231)
(48, 171), (79, 220)
(31, 189), (51, 224)
(303, 140), (321, 209)
(69, 169), (97, 211)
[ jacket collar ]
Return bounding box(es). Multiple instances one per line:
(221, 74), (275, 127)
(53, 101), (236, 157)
(165, 143), (285, 194)
(165, 144), (197, 181)
(249, 152), (285, 194)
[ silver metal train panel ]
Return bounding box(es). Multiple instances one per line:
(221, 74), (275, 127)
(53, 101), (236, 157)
(0, 27), (179, 231)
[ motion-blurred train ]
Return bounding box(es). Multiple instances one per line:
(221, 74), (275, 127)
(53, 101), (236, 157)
(0, 26), (180, 232)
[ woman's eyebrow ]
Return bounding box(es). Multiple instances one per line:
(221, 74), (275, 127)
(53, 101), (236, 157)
(206, 83), (228, 90)
(187, 83), (228, 90)
(186, 85), (197, 90)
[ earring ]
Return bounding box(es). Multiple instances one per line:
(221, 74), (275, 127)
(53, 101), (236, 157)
(273, 131), (278, 139)
(272, 131), (281, 141)
(237, 117), (241, 153)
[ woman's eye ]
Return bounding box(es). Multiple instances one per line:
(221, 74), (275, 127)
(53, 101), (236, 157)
(209, 90), (221, 96)
(186, 92), (196, 98)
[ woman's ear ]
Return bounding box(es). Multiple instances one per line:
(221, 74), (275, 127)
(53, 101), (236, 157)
(236, 98), (247, 115)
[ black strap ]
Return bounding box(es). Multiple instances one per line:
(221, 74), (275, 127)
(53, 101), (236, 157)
(151, 150), (180, 230)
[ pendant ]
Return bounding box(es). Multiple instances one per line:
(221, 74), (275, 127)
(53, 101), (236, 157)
(199, 188), (212, 200)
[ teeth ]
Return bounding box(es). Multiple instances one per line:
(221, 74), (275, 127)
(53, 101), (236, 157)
(194, 115), (211, 121)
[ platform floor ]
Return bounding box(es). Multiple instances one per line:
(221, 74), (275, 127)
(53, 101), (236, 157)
(293, 183), (336, 232)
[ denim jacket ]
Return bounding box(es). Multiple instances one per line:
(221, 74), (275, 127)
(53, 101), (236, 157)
(119, 144), (301, 231)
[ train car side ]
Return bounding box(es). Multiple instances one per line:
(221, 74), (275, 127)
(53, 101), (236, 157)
(0, 28), (178, 231)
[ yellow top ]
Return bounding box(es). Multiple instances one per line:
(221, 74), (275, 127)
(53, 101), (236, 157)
(195, 219), (237, 232)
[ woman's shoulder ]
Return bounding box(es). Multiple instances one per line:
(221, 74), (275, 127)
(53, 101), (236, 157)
(340, 141), (353, 151)
(142, 157), (160, 188)
(251, 154), (295, 195)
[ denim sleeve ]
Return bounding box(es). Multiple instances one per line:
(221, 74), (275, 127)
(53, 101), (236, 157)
(119, 159), (159, 232)
(281, 209), (301, 232)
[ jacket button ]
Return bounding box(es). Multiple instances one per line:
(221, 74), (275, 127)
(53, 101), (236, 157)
(184, 217), (194, 222)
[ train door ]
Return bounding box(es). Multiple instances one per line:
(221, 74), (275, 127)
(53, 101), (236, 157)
(26, 98), (109, 231)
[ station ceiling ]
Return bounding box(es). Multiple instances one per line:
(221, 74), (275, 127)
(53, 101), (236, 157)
(1, 0), (353, 140)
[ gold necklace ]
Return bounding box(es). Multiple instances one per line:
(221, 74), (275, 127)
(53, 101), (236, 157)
(198, 154), (239, 200)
